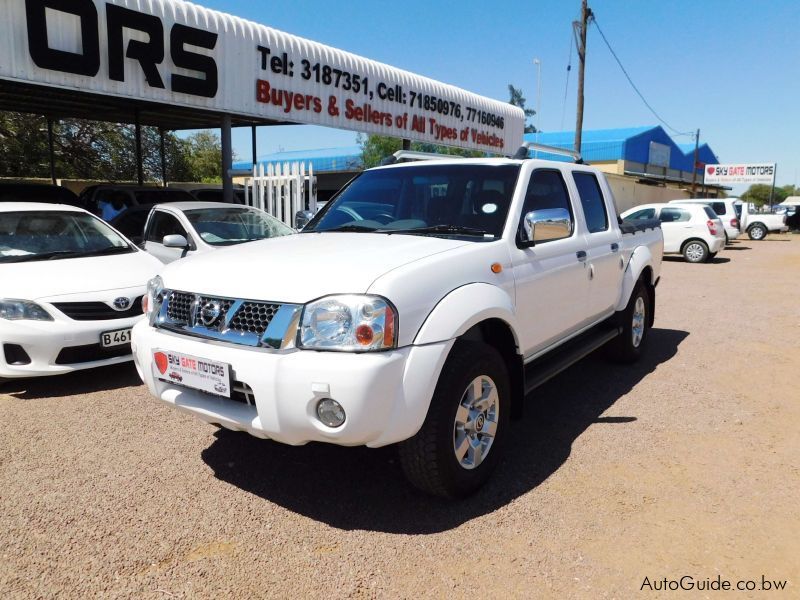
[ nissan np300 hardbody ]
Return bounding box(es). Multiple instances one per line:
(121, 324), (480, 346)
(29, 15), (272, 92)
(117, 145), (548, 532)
(132, 153), (663, 497)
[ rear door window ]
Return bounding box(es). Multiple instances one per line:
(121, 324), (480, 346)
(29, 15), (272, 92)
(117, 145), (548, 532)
(572, 172), (608, 233)
(711, 202), (726, 215)
(659, 207), (691, 223)
(624, 208), (656, 220)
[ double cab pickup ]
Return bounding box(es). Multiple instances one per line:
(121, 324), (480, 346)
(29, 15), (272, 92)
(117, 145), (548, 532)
(132, 152), (663, 497)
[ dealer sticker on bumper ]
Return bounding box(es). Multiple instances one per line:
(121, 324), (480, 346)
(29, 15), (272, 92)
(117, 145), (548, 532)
(153, 350), (231, 398)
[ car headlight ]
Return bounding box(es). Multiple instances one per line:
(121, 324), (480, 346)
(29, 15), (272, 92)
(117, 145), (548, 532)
(298, 294), (397, 352)
(142, 275), (165, 320)
(0, 299), (54, 321)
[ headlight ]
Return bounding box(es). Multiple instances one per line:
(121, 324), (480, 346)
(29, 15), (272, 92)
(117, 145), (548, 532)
(0, 299), (54, 321)
(298, 294), (397, 352)
(143, 275), (165, 320)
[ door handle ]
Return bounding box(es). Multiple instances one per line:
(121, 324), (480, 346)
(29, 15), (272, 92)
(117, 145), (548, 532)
(576, 250), (587, 262)
(610, 243), (619, 252)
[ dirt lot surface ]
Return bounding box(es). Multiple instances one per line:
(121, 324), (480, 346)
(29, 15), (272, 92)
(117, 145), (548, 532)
(2, 235), (799, 599)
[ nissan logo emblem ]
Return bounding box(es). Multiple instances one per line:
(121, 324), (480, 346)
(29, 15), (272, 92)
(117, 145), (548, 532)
(199, 301), (222, 327)
(112, 297), (131, 311)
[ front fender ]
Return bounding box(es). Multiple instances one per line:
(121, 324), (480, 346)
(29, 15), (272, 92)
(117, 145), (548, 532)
(615, 245), (656, 312)
(413, 283), (520, 347)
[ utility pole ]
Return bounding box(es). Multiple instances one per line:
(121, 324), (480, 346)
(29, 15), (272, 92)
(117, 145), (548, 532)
(691, 128), (700, 196)
(574, 0), (592, 154)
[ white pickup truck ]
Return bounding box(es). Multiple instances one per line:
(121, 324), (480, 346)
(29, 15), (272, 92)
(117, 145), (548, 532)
(737, 202), (789, 240)
(132, 150), (664, 497)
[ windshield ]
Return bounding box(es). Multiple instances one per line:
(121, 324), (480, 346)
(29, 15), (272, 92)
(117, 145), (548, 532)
(184, 207), (294, 246)
(0, 210), (133, 263)
(304, 164), (521, 239)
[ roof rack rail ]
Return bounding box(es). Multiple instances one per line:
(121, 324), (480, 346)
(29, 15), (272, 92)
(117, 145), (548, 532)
(512, 142), (583, 163)
(380, 150), (468, 165)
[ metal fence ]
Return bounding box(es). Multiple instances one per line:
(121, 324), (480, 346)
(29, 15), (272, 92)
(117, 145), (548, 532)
(243, 162), (317, 227)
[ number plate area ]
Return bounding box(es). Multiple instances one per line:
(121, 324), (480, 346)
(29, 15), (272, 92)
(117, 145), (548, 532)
(152, 350), (231, 398)
(100, 328), (132, 348)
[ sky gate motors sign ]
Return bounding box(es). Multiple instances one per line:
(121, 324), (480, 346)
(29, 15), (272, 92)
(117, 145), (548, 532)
(0, 0), (524, 154)
(704, 163), (776, 185)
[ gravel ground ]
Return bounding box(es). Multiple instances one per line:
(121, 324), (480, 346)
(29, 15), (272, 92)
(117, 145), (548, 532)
(2, 235), (799, 599)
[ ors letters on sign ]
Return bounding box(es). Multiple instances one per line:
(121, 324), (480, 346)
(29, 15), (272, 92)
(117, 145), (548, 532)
(24, 0), (218, 97)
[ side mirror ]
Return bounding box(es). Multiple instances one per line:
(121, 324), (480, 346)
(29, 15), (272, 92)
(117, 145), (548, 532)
(294, 209), (314, 230)
(519, 208), (572, 247)
(162, 234), (189, 249)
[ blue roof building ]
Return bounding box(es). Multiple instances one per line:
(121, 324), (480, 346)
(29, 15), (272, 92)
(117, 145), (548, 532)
(233, 145), (363, 174)
(523, 125), (719, 184)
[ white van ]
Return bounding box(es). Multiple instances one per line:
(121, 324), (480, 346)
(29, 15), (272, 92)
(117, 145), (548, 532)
(668, 198), (741, 243)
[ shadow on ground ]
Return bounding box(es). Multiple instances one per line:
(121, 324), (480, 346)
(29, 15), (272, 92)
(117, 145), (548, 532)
(724, 245), (751, 251)
(663, 256), (730, 264)
(0, 362), (142, 399)
(202, 328), (689, 534)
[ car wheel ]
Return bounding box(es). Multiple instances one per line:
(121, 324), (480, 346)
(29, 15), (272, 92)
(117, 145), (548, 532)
(605, 280), (650, 364)
(748, 224), (767, 240)
(398, 341), (509, 498)
(724, 232), (729, 245)
(683, 240), (709, 263)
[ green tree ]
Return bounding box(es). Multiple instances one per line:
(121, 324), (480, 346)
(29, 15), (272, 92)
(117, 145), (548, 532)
(741, 184), (797, 207)
(358, 134), (483, 169)
(508, 84), (536, 134)
(182, 130), (225, 182)
(0, 111), (221, 183)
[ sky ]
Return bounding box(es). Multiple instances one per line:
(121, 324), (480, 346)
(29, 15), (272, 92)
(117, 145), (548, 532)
(198, 0), (800, 190)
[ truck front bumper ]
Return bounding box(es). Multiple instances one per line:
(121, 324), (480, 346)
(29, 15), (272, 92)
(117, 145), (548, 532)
(131, 320), (453, 447)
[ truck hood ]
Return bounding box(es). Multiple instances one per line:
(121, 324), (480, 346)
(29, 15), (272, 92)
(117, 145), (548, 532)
(2, 250), (163, 301)
(159, 232), (472, 303)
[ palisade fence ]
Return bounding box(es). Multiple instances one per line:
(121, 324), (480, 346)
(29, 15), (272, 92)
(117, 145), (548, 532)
(243, 162), (317, 227)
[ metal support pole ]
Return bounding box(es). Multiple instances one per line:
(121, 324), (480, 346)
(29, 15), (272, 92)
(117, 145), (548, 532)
(768, 163), (777, 209)
(159, 128), (167, 187)
(222, 114), (233, 203)
(46, 117), (56, 185)
(134, 109), (144, 185)
(402, 138), (411, 151)
(251, 125), (258, 168)
(574, 0), (590, 154)
(691, 128), (700, 196)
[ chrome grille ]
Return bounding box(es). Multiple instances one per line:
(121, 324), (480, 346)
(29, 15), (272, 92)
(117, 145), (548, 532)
(166, 291), (194, 323)
(228, 302), (280, 336)
(155, 289), (299, 349)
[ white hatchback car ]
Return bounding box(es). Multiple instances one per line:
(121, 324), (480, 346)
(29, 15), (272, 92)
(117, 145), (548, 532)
(622, 203), (725, 263)
(129, 202), (294, 264)
(668, 198), (742, 243)
(0, 203), (162, 379)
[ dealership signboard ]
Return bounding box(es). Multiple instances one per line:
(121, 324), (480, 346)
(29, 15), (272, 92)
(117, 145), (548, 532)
(704, 163), (776, 185)
(0, 0), (524, 154)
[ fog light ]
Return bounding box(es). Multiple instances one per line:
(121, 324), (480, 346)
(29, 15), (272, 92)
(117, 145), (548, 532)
(316, 398), (346, 428)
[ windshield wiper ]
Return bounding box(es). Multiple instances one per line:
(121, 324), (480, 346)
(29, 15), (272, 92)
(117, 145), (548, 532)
(1, 246), (131, 263)
(381, 224), (492, 237)
(309, 224), (378, 233)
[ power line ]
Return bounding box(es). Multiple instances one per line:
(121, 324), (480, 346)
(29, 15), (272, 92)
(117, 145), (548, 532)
(592, 17), (694, 138)
(559, 29), (574, 131)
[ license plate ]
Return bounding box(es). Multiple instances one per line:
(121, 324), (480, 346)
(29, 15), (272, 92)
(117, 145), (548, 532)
(153, 350), (231, 398)
(100, 328), (132, 348)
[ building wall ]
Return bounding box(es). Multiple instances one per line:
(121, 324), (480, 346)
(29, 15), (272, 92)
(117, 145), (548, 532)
(605, 173), (690, 213)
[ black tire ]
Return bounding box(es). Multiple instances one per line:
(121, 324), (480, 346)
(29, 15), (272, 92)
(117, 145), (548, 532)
(398, 341), (510, 498)
(724, 232), (729, 245)
(748, 224), (767, 240)
(682, 239), (709, 263)
(605, 281), (650, 364)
